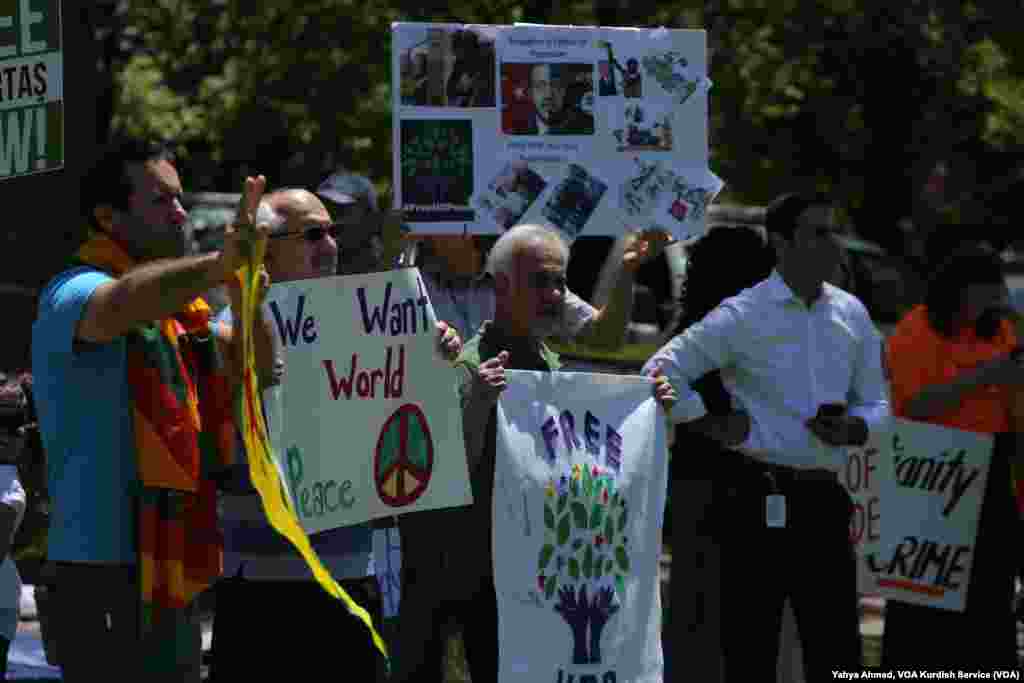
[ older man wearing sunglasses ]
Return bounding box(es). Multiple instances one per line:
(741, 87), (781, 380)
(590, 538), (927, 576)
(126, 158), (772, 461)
(211, 187), (460, 681)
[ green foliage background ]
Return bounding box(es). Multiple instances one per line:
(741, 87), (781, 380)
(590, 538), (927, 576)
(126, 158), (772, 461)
(94, 0), (1024, 253)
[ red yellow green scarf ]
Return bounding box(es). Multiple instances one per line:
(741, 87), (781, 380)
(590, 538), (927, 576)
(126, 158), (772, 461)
(73, 232), (235, 668)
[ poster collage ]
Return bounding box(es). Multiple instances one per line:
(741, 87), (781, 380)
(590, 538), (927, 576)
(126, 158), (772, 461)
(392, 23), (721, 243)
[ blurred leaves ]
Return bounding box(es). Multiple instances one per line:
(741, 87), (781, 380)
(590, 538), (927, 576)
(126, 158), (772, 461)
(93, 0), (1024, 247)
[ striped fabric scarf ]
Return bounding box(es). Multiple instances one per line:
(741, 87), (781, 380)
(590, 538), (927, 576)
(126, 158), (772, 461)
(73, 232), (235, 669)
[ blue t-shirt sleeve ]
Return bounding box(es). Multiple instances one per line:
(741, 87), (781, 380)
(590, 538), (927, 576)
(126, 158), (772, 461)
(36, 268), (114, 355)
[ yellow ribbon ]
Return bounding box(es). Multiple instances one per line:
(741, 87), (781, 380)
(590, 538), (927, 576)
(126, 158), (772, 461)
(235, 236), (390, 664)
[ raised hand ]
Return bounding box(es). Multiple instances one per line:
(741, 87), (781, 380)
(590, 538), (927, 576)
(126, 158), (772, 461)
(623, 228), (673, 274)
(219, 175), (270, 281)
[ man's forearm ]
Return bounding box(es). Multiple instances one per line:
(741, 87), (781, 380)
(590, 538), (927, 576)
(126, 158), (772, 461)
(93, 253), (227, 342)
(578, 269), (632, 350)
(903, 370), (985, 420)
(686, 412), (750, 448)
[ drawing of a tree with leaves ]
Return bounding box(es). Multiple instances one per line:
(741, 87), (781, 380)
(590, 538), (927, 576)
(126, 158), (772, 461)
(400, 120), (473, 182)
(537, 462), (629, 665)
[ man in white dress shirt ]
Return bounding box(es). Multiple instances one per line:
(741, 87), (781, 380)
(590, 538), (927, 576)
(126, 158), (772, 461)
(643, 193), (890, 680)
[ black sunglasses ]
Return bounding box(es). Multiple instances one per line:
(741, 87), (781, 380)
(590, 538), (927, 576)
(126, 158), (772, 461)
(269, 224), (341, 243)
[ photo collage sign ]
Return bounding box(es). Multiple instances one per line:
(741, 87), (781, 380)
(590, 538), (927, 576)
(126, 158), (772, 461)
(392, 23), (721, 243)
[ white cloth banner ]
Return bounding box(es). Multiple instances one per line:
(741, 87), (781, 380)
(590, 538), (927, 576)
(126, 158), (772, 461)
(494, 370), (667, 683)
(266, 268), (473, 534)
(871, 418), (993, 612)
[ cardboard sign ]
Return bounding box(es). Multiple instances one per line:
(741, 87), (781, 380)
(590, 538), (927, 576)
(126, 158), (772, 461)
(392, 22), (720, 243)
(494, 371), (667, 682)
(870, 419), (993, 612)
(265, 268), (473, 535)
(0, 0), (63, 180)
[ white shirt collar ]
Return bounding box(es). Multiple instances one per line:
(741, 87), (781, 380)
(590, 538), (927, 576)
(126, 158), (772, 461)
(765, 269), (833, 306)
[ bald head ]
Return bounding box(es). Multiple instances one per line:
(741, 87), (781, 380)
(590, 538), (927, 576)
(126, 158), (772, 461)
(264, 189), (323, 229)
(262, 188), (337, 282)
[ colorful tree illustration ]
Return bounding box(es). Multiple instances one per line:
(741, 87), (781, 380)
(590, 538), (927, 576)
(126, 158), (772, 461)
(537, 463), (629, 665)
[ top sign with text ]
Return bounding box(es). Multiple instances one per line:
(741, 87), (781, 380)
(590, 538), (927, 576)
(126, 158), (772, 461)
(391, 23), (721, 243)
(0, 0), (62, 180)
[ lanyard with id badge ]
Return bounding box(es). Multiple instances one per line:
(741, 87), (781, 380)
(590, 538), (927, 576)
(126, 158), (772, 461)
(764, 472), (786, 529)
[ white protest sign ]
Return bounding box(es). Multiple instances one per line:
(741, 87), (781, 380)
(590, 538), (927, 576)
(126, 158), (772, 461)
(494, 370), (667, 683)
(265, 268), (473, 535)
(0, 0), (63, 179)
(870, 418), (993, 612)
(841, 434), (886, 594)
(392, 22), (719, 243)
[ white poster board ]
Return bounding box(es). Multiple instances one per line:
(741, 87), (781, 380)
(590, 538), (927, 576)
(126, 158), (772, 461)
(264, 268), (473, 535)
(392, 22), (721, 243)
(840, 434), (887, 594)
(494, 371), (667, 683)
(871, 418), (993, 612)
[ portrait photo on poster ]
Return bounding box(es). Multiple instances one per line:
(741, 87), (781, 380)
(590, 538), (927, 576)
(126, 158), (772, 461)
(397, 24), (497, 108)
(541, 163), (608, 242)
(399, 119), (476, 223)
(472, 159), (550, 231)
(501, 63), (595, 136)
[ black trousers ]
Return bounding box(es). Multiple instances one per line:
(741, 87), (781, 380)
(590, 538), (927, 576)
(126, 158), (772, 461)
(209, 574), (383, 681)
(0, 634), (9, 679)
(395, 509), (499, 683)
(881, 442), (1021, 670)
(716, 458), (862, 681)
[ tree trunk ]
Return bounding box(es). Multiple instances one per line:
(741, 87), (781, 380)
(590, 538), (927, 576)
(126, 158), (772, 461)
(587, 586), (620, 664)
(555, 585), (593, 665)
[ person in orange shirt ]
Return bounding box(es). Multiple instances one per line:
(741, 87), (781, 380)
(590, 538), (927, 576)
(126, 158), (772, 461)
(882, 242), (1024, 669)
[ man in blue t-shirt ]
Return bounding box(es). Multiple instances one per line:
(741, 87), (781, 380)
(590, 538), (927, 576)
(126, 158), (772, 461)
(31, 138), (274, 682)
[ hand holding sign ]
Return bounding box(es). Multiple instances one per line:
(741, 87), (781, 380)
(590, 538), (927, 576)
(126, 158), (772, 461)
(623, 229), (672, 274)
(473, 350), (510, 406)
(437, 320), (463, 361)
(975, 350), (1024, 387)
(647, 364), (676, 413)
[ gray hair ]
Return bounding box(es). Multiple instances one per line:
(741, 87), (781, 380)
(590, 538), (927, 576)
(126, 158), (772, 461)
(486, 223), (569, 277)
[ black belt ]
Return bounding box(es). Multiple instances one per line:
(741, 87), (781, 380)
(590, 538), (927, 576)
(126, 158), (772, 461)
(755, 461), (837, 490)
